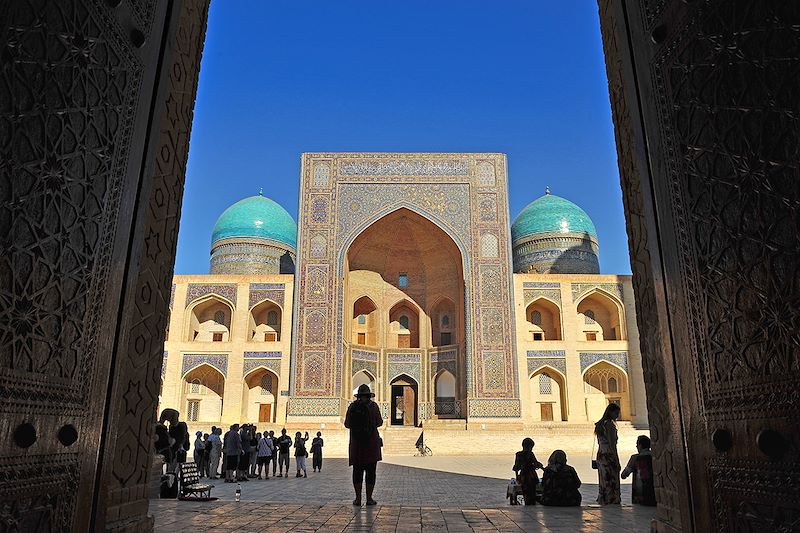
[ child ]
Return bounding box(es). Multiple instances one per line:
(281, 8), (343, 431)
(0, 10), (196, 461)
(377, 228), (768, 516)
(512, 437), (543, 505)
(621, 435), (656, 506)
(294, 431), (309, 478)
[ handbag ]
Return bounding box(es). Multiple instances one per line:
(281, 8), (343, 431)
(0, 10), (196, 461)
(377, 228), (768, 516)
(591, 434), (598, 470)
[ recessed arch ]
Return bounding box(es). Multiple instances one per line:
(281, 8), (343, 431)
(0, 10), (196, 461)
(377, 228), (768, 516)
(525, 297), (562, 340)
(242, 367), (279, 424)
(433, 369), (457, 416)
(575, 288), (625, 341)
(583, 360), (630, 421)
(185, 295), (235, 342)
(388, 299), (420, 348)
(529, 365), (567, 421)
(430, 297), (457, 347)
(352, 295), (379, 346)
(181, 364), (225, 423)
(351, 369), (376, 397)
(249, 299), (282, 342)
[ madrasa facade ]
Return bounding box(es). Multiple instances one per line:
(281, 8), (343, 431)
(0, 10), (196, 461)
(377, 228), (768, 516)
(160, 153), (648, 443)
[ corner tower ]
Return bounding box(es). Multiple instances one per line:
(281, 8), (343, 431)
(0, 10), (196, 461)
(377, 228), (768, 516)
(210, 193), (297, 274)
(511, 189), (599, 274)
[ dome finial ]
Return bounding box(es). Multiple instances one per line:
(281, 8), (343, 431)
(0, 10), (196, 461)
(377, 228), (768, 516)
(258, 187), (263, 196)
(545, 185), (551, 195)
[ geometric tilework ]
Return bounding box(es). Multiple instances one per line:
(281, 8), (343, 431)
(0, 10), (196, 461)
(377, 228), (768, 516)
(571, 282), (623, 303)
(185, 283), (237, 307)
(243, 351), (282, 359)
(388, 361), (420, 383)
(526, 350), (567, 358)
(352, 350), (378, 362)
(243, 358), (281, 377)
(527, 357), (567, 377)
(287, 397), (340, 416)
(181, 353), (228, 378)
(522, 282), (562, 306)
(468, 399), (521, 418)
(352, 359), (377, 378)
(248, 283), (285, 308)
(579, 352), (628, 373)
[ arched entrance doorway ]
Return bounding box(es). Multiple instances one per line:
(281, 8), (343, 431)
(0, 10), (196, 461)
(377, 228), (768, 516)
(242, 368), (279, 423)
(390, 375), (418, 426)
(529, 368), (567, 421)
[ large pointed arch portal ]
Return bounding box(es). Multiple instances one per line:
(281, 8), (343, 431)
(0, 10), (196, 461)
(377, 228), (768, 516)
(289, 154), (520, 421)
(342, 209), (466, 420)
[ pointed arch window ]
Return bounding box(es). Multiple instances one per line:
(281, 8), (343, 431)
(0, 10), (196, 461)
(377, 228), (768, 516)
(357, 314), (366, 325)
(260, 374), (274, 394)
(538, 373), (553, 395)
(441, 314), (450, 327)
(266, 310), (279, 325)
(213, 310), (225, 324)
(399, 315), (410, 330)
(531, 310), (542, 325)
(584, 309), (596, 324)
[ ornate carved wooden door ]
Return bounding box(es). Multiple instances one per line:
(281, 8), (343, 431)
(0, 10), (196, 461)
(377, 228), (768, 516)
(0, 1), (209, 531)
(599, 1), (800, 531)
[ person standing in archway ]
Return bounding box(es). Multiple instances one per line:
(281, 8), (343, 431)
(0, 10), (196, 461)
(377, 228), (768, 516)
(344, 384), (383, 506)
(594, 403), (621, 504)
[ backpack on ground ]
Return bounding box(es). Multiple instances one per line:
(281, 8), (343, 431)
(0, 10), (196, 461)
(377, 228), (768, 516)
(349, 401), (375, 442)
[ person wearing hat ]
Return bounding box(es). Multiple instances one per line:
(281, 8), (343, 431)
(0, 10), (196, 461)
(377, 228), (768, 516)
(344, 384), (384, 506)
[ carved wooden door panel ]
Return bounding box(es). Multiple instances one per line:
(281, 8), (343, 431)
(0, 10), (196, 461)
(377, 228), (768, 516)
(0, 1), (177, 530)
(607, 1), (800, 531)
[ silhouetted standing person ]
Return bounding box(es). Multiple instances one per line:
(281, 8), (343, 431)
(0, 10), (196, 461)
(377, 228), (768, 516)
(595, 403), (621, 504)
(311, 431), (324, 472)
(621, 435), (656, 506)
(512, 437), (543, 505)
(344, 384), (383, 506)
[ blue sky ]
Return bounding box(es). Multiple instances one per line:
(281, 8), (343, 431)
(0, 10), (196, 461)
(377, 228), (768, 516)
(175, 0), (631, 275)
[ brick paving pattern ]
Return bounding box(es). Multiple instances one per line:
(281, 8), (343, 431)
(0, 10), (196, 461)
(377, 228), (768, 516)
(152, 457), (653, 531)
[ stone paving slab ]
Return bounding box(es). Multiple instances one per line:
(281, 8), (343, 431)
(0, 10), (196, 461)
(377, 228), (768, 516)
(152, 457), (653, 531)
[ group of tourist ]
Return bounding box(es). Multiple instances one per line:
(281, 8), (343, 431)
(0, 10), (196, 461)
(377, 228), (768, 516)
(191, 425), (325, 482)
(510, 403), (655, 507)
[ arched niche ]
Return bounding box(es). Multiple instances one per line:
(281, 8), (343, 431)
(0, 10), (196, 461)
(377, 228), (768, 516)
(583, 361), (630, 421)
(576, 290), (625, 341)
(433, 370), (457, 416)
(187, 296), (234, 342)
(242, 368), (279, 423)
(351, 369), (376, 398)
(352, 296), (378, 346)
(525, 298), (562, 340)
(529, 367), (567, 421)
(389, 300), (420, 349)
(431, 298), (456, 347)
(181, 364), (225, 422)
(250, 299), (282, 342)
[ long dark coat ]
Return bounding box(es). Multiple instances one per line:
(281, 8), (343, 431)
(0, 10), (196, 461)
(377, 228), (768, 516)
(344, 399), (383, 465)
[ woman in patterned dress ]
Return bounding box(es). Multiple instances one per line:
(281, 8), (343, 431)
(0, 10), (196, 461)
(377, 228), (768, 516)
(595, 403), (622, 505)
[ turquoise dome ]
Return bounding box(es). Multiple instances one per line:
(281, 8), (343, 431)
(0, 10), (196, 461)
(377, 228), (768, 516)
(212, 195), (297, 249)
(512, 193), (597, 243)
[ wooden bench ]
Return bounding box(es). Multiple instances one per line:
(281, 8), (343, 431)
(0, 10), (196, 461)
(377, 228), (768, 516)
(179, 462), (214, 499)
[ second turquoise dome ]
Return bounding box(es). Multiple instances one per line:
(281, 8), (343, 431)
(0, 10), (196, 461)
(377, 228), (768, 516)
(512, 193), (597, 243)
(212, 195), (297, 249)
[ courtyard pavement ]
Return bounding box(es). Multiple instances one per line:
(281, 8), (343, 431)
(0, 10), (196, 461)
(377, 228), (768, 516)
(152, 456), (654, 532)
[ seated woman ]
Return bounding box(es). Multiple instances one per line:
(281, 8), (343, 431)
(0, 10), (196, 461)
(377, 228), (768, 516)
(540, 450), (582, 506)
(621, 435), (656, 506)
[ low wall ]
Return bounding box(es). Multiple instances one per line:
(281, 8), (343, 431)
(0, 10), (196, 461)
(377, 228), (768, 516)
(184, 422), (649, 460)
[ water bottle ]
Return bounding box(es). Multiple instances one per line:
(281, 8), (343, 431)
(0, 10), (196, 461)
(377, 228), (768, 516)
(235, 483), (241, 502)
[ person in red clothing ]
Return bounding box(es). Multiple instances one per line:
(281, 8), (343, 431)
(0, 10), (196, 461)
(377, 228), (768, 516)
(344, 384), (383, 506)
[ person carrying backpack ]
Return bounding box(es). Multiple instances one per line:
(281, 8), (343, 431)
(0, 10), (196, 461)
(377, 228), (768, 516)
(344, 384), (383, 506)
